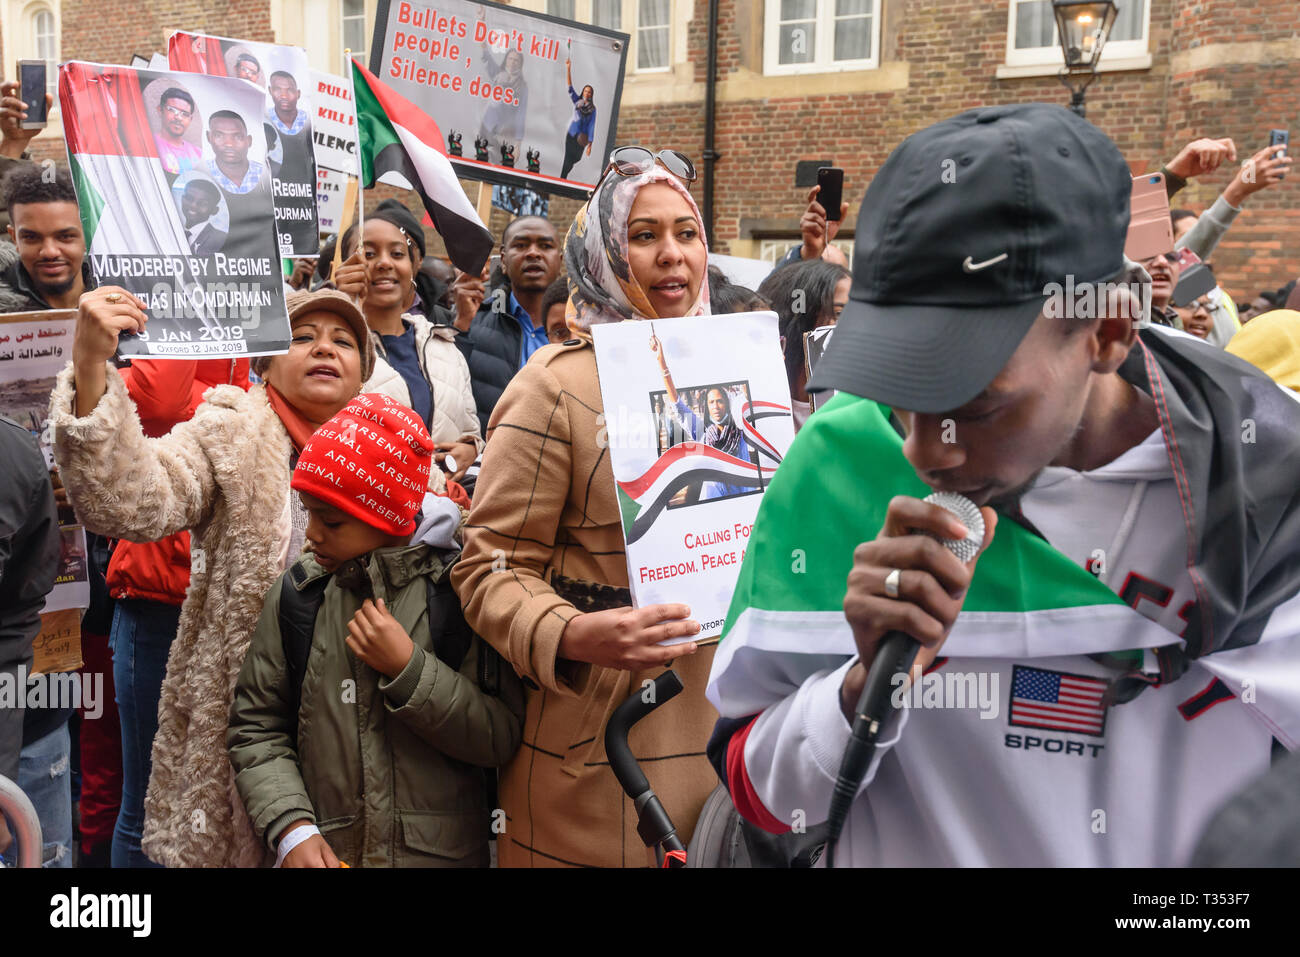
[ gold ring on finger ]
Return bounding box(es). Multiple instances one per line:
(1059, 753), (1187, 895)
(105, 292), (123, 304)
(885, 568), (902, 599)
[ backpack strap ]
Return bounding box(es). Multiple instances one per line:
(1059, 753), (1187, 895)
(278, 564), (332, 741)
(424, 574), (504, 696)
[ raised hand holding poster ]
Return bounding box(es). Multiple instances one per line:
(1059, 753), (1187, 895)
(59, 62), (290, 359)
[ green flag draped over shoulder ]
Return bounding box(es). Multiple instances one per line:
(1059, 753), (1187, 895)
(707, 392), (1177, 718)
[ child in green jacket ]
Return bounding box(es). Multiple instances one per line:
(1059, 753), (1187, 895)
(228, 393), (523, 867)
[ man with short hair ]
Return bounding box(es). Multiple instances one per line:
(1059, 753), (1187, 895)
(154, 87), (201, 179)
(234, 53), (264, 87)
(204, 110), (272, 251)
(178, 178), (226, 255)
(450, 215), (563, 434)
(265, 70), (317, 251)
(706, 104), (1300, 867)
(0, 164), (92, 313)
(1138, 248), (1181, 328)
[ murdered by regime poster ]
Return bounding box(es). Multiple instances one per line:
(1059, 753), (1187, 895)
(60, 61), (290, 358)
(170, 32), (322, 257)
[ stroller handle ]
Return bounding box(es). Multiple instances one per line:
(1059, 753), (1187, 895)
(604, 669), (687, 866)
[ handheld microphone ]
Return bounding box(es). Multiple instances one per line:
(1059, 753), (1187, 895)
(823, 491), (984, 867)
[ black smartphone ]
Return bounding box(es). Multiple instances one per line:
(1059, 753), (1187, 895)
(1270, 129), (1289, 179)
(816, 167), (844, 221)
(1170, 264), (1217, 308)
(18, 60), (48, 129)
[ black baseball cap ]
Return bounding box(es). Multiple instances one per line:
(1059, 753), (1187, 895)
(807, 103), (1133, 413)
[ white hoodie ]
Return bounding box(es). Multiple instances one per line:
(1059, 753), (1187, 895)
(734, 428), (1300, 866)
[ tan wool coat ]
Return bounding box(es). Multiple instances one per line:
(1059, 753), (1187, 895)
(49, 364), (293, 867)
(452, 339), (720, 868)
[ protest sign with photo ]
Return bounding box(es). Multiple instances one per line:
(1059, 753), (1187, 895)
(169, 32), (322, 257)
(43, 525), (91, 614)
(592, 312), (795, 644)
(491, 183), (549, 218)
(369, 0), (628, 198)
(60, 62), (290, 359)
(0, 309), (76, 466)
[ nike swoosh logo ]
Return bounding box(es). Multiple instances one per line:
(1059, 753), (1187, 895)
(962, 253), (1009, 273)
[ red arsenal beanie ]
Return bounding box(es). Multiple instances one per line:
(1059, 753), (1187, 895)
(291, 393), (434, 536)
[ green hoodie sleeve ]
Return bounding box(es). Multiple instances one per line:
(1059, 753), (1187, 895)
(379, 635), (525, 768)
(227, 577), (319, 851)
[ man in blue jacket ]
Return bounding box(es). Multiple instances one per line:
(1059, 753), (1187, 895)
(450, 215), (562, 435)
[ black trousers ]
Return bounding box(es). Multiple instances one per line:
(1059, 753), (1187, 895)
(561, 133), (585, 180)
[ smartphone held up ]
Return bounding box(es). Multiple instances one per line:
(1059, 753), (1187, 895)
(17, 60), (49, 129)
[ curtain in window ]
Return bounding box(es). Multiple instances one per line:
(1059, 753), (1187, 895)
(1016, 0), (1145, 50)
(593, 0), (621, 28)
(834, 0), (873, 61)
(1111, 0), (1145, 42)
(638, 0), (670, 69)
(549, 0), (577, 20)
(778, 0), (817, 65)
(1014, 0), (1055, 49)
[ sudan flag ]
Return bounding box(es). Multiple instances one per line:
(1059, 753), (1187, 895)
(351, 58), (493, 275)
(706, 391), (1179, 718)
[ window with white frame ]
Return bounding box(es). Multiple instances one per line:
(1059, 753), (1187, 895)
(33, 8), (58, 97)
(548, 1), (658, 69)
(764, 0), (880, 75)
(1005, 0), (1148, 67)
(342, 0), (367, 65)
(546, 1), (624, 30)
(636, 0), (671, 72)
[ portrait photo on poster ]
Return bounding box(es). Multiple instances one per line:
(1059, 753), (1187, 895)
(60, 62), (290, 358)
(650, 379), (764, 509)
(168, 32), (322, 257)
(592, 312), (795, 643)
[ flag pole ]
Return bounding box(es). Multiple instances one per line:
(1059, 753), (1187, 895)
(475, 182), (492, 231)
(345, 48), (363, 256)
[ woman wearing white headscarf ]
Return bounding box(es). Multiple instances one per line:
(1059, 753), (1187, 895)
(452, 151), (721, 867)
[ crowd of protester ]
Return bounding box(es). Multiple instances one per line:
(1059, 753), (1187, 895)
(2, 67), (1299, 870)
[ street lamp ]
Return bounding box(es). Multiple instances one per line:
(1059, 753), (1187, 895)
(1052, 0), (1119, 117)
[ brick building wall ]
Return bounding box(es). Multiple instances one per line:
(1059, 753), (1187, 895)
(15, 0), (1300, 301)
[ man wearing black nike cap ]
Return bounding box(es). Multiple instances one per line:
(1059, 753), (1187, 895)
(705, 103), (1300, 867)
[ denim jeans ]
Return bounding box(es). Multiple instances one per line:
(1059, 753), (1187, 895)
(1, 723), (72, 867)
(109, 599), (180, 868)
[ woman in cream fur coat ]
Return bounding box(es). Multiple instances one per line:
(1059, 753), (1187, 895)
(49, 284), (450, 867)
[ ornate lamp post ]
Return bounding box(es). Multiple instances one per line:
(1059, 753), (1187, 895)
(1053, 0), (1119, 117)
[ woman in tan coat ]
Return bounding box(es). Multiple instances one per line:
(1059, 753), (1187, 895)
(452, 152), (721, 867)
(49, 285), (378, 867)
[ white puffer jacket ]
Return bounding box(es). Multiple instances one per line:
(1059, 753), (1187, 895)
(364, 312), (484, 452)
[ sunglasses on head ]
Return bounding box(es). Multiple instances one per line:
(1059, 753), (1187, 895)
(589, 147), (697, 196)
